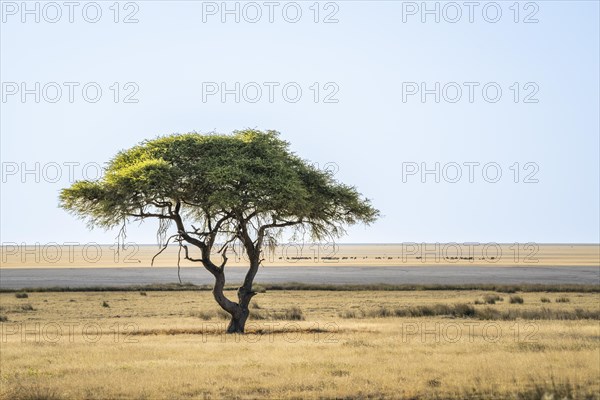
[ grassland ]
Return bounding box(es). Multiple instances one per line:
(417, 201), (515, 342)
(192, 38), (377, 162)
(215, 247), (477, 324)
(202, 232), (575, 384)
(1, 289), (599, 399)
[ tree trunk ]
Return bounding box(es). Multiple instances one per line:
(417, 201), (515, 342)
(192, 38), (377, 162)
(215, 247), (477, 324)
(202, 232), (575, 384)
(225, 286), (256, 333)
(208, 268), (245, 333)
(204, 244), (259, 334)
(226, 308), (249, 333)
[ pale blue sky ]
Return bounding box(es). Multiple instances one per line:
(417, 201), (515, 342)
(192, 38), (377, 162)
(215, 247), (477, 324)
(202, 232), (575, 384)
(1, 1), (599, 244)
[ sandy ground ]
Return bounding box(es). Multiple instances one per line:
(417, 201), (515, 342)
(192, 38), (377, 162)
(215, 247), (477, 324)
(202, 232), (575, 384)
(1, 243), (598, 268)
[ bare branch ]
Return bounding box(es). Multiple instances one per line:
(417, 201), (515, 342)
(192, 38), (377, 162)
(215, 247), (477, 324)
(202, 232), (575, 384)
(181, 244), (203, 263)
(151, 234), (179, 266)
(127, 211), (172, 220)
(219, 246), (229, 269)
(217, 236), (238, 254)
(114, 220), (127, 252)
(176, 240), (183, 284)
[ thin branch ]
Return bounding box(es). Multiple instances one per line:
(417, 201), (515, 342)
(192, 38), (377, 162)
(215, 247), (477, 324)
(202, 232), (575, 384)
(181, 244), (203, 263)
(151, 234), (179, 266)
(150, 200), (172, 208)
(176, 241), (183, 284)
(217, 236), (238, 254)
(127, 211), (172, 220)
(114, 220), (127, 252)
(219, 246), (229, 269)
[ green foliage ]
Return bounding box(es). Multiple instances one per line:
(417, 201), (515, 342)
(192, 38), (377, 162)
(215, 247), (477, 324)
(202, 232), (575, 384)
(60, 130), (379, 242)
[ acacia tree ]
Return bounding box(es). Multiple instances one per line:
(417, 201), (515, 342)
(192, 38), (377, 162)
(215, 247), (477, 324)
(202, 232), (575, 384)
(60, 130), (378, 333)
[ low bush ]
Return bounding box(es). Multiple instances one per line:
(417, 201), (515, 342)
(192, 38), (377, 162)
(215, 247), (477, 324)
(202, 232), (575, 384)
(509, 295), (524, 304)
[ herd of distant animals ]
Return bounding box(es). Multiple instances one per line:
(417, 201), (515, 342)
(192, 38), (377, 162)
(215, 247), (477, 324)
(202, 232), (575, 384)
(276, 256), (497, 261)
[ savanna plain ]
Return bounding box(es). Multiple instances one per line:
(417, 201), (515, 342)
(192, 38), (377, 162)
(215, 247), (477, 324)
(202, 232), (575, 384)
(1, 287), (599, 400)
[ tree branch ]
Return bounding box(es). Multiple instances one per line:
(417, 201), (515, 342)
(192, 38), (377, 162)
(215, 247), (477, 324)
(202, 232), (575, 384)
(151, 234), (179, 266)
(219, 246), (229, 270)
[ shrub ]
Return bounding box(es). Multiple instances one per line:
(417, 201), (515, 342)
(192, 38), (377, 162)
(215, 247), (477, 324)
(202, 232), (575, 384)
(496, 286), (517, 293)
(249, 310), (267, 320)
(556, 297), (570, 303)
(15, 292), (28, 299)
(0, 315), (8, 322)
(341, 304), (477, 319)
(102, 301), (110, 308)
(336, 303), (600, 321)
(3, 382), (62, 400)
(0, 304), (35, 313)
(338, 309), (365, 319)
(189, 309), (233, 320)
(139, 292), (147, 296)
(427, 379), (442, 388)
(369, 307), (395, 318)
(191, 310), (214, 320)
(479, 307), (600, 321)
(482, 294), (503, 304)
(509, 295), (524, 304)
(397, 303), (476, 318)
(282, 307), (304, 321)
(540, 297), (551, 303)
(330, 370), (350, 377)
(476, 307), (502, 320)
(253, 285), (267, 294)
(254, 307), (306, 320)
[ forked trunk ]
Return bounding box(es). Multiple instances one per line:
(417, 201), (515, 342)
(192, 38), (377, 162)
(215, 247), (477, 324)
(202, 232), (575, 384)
(225, 287), (256, 334)
(226, 308), (249, 333)
(207, 246), (259, 334)
(210, 268), (256, 334)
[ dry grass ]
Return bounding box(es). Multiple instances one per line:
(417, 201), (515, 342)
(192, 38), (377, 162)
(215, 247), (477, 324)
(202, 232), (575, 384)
(509, 295), (525, 304)
(0, 290), (598, 399)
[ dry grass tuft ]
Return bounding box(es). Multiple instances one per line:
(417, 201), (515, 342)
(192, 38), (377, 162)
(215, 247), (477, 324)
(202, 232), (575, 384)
(1, 382), (62, 400)
(509, 295), (524, 304)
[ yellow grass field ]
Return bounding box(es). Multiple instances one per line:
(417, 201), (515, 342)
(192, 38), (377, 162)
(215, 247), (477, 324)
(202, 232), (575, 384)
(1, 243), (598, 268)
(1, 290), (599, 399)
